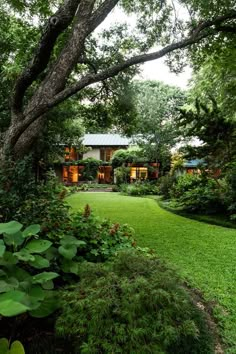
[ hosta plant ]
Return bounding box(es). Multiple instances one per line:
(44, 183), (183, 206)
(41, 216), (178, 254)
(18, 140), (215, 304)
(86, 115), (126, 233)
(0, 221), (60, 318)
(0, 221), (85, 318)
(0, 338), (25, 354)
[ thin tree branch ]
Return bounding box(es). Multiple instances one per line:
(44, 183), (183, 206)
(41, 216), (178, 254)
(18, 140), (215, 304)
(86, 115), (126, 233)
(12, 0), (81, 116)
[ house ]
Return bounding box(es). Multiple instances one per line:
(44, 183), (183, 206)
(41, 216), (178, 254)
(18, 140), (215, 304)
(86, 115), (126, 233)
(183, 159), (205, 175)
(58, 134), (159, 184)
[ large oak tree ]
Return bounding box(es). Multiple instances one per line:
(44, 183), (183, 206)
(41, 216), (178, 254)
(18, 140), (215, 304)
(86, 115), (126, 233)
(1, 0), (236, 160)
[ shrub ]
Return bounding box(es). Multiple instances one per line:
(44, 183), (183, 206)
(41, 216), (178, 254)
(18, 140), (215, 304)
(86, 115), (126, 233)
(224, 163), (236, 218)
(71, 205), (136, 262)
(81, 158), (101, 181)
(56, 250), (214, 354)
(120, 181), (158, 196)
(157, 175), (176, 199)
(0, 156), (37, 222)
(171, 174), (223, 213)
(114, 166), (131, 185)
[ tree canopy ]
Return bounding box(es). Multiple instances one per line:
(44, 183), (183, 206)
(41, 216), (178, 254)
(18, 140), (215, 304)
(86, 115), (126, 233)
(133, 80), (185, 173)
(0, 0), (235, 160)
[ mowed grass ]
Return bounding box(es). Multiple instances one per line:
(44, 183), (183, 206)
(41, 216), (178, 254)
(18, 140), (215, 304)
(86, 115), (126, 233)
(67, 192), (236, 352)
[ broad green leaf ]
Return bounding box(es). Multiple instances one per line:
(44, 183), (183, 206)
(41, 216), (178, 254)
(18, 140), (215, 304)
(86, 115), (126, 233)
(14, 249), (35, 262)
(0, 278), (19, 293)
(32, 272), (59, 284)
(42, 280), (54, 290)
(0, 289), (25, 302)
(25, 239), (52, 253)
(44, 246), (58, 261)
(28, 286), (45, 301)
(0, 240), (6, 257)
(0, 338), (8, 352)
(58, 244), (77, 260)
(0, 299), (29, 316)
(3, 232), (24, 247)
(0, 221), (22, 235)
(29, 255), (50, 269)
(61, 259), (79, 275)
(29, 293), (60, 318)
(0, 252), (18, 266)
(60, 236), (86, 247)
(10, 340), (25, 354)
(22, 224), (40, 238)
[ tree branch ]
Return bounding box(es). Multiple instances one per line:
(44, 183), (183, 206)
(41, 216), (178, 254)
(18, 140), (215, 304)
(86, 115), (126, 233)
(89, 0), (120, 32)
(12, 0), (81, 116)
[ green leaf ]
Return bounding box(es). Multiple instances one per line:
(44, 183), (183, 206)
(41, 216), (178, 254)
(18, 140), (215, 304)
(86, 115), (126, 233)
(25, 239), (52, 253)
(28, 286), (45, 301)
(61, 259), (79, 274)
(3, 232), (24, 247)
(22, 224), (40, 238)
(0, 240), (6, 257)
(29, 293), (60, 318)
(32, 272), (59, 284)
(0, 221), (22, 235)
(58, 244), (77, 260)
(0, 338), (9, 353)
(0, 278), (19, 293)
(29, 255), (50, 269)
(0, 252), (18, 266)
(44, 246), (58, 261)
(10, 340), (25, 354)
(42, 280), (54, 290)
(0, 299), (29, 316)
(60, 236), (86, 247)
(14, 249), (35, 262)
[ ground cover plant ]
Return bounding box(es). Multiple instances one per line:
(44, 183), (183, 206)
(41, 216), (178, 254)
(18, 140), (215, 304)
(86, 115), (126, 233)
(67, 192), (236, 352)
(56, 250), (214, 354)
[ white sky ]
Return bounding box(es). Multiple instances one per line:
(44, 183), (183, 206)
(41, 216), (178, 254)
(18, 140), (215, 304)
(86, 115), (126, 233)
(138, 58), (192, 89)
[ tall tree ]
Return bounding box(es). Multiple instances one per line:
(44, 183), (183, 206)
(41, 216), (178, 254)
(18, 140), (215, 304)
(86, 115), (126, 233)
(0, 0), (236, 160)
(133, 81), (185, 173)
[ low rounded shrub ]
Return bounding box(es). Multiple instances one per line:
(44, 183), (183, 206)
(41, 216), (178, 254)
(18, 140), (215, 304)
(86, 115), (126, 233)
(120, 181), (158, 196)
(56, 250), (214, 354)
(170, 174), (223, 213)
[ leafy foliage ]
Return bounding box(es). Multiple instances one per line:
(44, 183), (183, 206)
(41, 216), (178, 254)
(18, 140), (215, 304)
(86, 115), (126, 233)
(133, 81), (186, 174)
(70, 205), (136, 262)
(157, 175), (176, 200)
(120, 181), (159, 196)
(56, 250), (214, 354)
(114, 166), (131, 185)
(0, 338), (25, 354)
(178, 98), (236, 169)
(170, 174), (223, 214)
(0, 221), (60, 318)
(80, 158), (102, 181)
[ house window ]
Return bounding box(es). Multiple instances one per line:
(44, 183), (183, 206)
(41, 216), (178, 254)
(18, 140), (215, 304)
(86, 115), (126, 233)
(64, 147), (78, 161)
(130, 167), (148, 181)
(100, 148), (117, 162)
(63, 166), (79, 183)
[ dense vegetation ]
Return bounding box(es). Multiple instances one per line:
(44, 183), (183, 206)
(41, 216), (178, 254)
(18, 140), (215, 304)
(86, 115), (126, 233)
(69, 192), (236, 351)
(56, 251), (214, 354)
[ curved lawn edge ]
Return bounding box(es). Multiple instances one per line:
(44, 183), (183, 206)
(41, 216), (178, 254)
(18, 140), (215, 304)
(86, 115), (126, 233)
(153, 196), (236, 230)
(67, 192), (236, 352)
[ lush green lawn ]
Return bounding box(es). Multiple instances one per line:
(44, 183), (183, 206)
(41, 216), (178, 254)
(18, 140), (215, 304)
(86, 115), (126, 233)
(67, 192), (236, 352)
